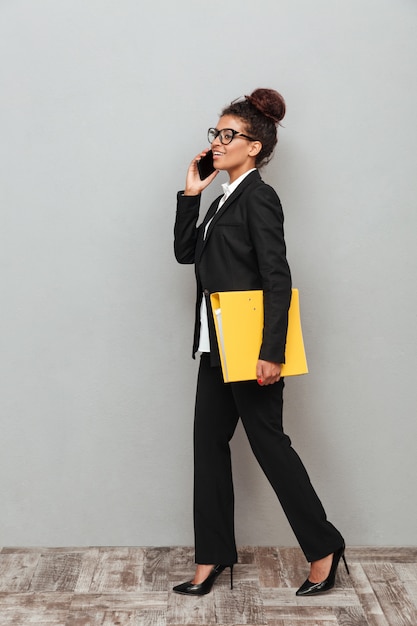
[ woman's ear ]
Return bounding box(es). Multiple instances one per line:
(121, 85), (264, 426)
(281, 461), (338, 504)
(249, 141), (262, 157)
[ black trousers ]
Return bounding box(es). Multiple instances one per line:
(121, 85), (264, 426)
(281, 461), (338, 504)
(193, 354), (344, 565)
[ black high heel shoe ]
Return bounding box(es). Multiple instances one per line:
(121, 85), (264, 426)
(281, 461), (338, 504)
(296, 545), (349, 596)
(172, 564), (234, 596)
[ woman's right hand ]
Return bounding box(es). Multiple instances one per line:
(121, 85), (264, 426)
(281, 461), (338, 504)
(184, 150), (218, 196)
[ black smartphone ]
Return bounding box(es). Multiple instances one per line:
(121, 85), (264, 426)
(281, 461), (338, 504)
(197, 150), (215, 180)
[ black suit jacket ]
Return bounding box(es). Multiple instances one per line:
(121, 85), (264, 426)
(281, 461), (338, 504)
(174, 170), (292, 366)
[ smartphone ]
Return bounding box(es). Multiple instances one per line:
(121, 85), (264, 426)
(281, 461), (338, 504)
(197, 150), (215, 180)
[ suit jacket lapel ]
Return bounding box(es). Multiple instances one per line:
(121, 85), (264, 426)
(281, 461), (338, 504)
(195, 196), (221, 264)
(202, 170), (260, 248)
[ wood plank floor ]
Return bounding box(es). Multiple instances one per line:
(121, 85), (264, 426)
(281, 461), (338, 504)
(0, 546), (416, 625)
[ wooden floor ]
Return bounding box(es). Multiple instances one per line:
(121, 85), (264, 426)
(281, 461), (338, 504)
(0, 546), (416, 625)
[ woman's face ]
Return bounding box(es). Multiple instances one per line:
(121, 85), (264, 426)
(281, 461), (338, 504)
(210, 115), (261, 182)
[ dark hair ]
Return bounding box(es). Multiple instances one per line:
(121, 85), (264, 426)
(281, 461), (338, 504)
(221, 88), (286, 168)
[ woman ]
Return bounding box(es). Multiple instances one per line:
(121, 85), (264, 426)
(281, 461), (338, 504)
(173, 88), (348, 597)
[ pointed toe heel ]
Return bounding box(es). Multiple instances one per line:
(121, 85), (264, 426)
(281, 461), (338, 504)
(173, 564), (234, 596)
(296, 545), (349, 597)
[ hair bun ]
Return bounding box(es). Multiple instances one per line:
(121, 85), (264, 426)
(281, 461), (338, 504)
(246, 88), (286, 124)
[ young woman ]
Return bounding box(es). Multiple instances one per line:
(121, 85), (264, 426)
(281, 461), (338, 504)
(173, 88), (348, 597)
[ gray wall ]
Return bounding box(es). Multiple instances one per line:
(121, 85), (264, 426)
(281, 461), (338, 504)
(1, 0), (416, 548)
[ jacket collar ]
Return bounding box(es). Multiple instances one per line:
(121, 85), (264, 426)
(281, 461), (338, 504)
(203, 169), (261, 244)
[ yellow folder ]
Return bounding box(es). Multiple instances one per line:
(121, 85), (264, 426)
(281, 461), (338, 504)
(210, 289), (308, 383)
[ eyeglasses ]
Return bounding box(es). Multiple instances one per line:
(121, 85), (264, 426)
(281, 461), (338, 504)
(207, 127), (258, 145)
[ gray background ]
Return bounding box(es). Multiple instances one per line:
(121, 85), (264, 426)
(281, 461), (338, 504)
(1, 0), (416, 548)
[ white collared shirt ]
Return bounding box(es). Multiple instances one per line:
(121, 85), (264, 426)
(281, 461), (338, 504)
(198, 169), (256, 353)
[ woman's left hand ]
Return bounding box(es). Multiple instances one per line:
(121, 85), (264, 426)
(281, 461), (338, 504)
(256, 360), (282, 386)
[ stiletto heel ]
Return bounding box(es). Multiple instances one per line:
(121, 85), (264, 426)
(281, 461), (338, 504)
(296, 545), (349, 596)
(173, 564), (234, 596)
(341, 553), (350, 576)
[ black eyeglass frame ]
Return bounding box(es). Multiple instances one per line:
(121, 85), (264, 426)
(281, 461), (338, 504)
(207, 127), (258, 145)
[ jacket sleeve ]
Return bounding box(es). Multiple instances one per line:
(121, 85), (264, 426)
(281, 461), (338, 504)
(247, 184), (292, 364)
(174, 192), (201, 264)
